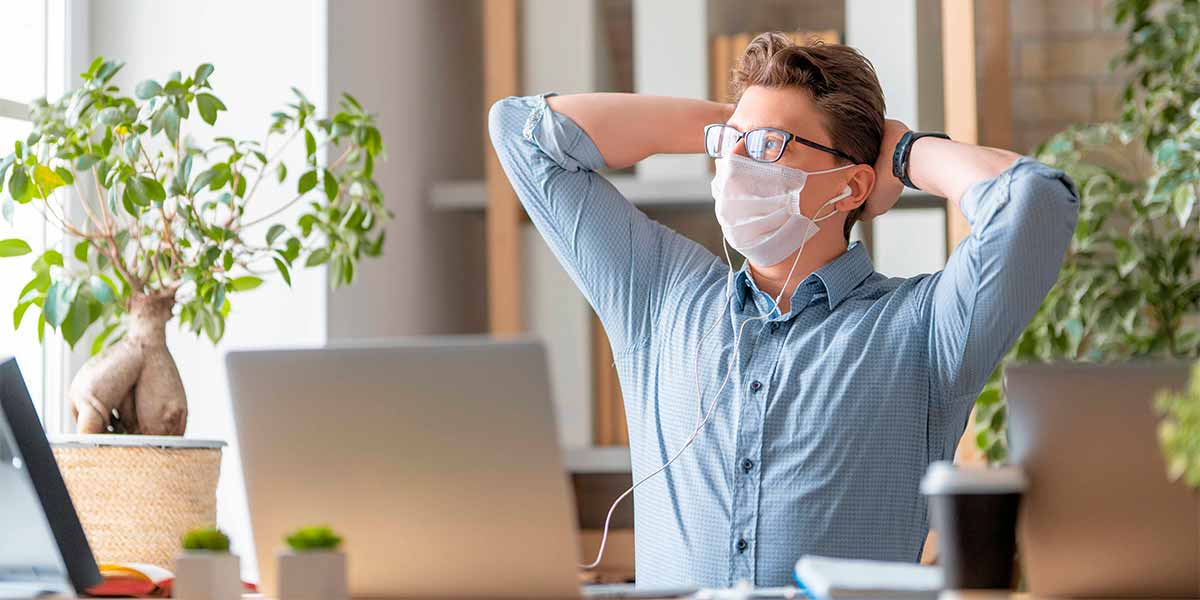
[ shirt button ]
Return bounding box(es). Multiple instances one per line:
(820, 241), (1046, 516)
(736, 538), (748, 553)
(750, 380), (762, 392)
(741, 458), (754, 473)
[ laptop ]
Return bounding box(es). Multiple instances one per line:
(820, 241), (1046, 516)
(0, 357), (102, 598)
(1006, 362), (1196, 598)
(226, 338), (584, 599)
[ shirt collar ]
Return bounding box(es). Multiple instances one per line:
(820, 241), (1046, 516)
(733, 242), (875, 314)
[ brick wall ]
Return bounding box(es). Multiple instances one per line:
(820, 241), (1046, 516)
(1007, 0), (1130, 153)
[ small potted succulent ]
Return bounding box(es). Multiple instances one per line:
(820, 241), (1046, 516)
(174, 527), (241, 600)
(277, 525), (347, 600)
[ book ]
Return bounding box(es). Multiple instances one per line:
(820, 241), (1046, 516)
(794, 555), (942, 600)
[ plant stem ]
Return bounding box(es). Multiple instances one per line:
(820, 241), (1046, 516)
(91, 165), (115, 231)
(241, 128), (300, 211)
(240, 145), (353, 229)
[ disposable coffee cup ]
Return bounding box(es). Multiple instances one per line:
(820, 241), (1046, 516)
(920, 461), (1027, 590)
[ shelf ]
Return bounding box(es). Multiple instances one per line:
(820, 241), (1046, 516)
(564, 446), (632, 474)
(430, 177), (945, 211)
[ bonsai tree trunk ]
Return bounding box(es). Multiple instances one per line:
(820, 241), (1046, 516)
(68, 292), (187, 435)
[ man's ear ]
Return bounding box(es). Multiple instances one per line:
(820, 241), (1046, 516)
(836, 165), (876, 212)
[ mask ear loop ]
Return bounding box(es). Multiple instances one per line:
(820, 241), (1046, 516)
(579, 184), (853, 571)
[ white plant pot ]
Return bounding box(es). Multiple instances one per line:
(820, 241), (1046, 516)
(277, 550), (348, 600)
(174, 551), (241, 600)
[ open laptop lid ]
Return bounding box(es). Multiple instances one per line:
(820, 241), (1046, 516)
(0, 357), (101, 595)
(1005, 361), (1196, 598)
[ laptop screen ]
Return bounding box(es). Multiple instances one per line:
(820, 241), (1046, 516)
(0, 357), (101, 595)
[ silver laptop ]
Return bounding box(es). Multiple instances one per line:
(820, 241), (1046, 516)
(226, 338), (582, 599)
(1006, 362), (1195, 598)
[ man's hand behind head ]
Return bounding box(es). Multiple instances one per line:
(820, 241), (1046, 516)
(861, 119), (910, 221)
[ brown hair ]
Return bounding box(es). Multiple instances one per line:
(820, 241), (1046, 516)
(729, 33), (885, 241)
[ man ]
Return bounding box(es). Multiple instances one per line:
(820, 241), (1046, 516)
(489, 33), (1078, 587)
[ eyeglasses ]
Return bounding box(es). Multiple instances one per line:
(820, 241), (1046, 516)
(703, 123), (857, 164)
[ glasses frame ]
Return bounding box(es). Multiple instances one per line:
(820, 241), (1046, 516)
(703, 123), (859, 165)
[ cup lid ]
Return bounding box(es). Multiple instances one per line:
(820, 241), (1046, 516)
(919, 461), (1027, 495)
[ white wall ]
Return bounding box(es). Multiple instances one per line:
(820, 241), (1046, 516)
(88, 0), (328, 580)
(324, 0), (486, 339)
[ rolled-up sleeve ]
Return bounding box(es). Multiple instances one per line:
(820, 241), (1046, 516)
(487, 93), (717, 355)
(921, 157), (1079, 405)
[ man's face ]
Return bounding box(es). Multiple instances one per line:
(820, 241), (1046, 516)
(726, 85), (853, 223)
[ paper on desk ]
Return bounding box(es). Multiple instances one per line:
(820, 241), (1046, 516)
(794, 555), (941, 599)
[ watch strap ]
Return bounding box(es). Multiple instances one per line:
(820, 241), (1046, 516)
(892, 131), (950, 190)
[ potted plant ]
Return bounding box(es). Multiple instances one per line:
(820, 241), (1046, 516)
(174, 527), (241, 600)
(1156, 362), (1200, 487)
(277, 525), (347, 600)
(0, 57), (386, 567)
(972, 0), (1200, 463)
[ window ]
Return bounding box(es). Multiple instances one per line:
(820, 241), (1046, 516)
(0, 0), (72, 427)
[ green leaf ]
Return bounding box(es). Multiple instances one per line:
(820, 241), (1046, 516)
(163, 106), (180, 145)
(228, 276), (263, 291)
(125, 176), (163, 207)
(96, 106), (122, 125)
(13, 300), (34, 330)
(305, 247), (330, 267)
(84, 56), (103, 79)
(196, 93), (227, 126)
(266, 224), (286, 245)
(189, 165), (229, 196)
(61, 291), (93, 347)
(74, 153), (99, 171)
(121, 186), (138, 216)
(1, 197), (13, 225)
(1173, 184), (1196, 227)
(276, 162), (287, 184)
(194, 63), (215, 86)
(274, 257), (292, 286)
(54, 166), (74, 186)
(0, 238), (32, 257)
(89, 275), (115, 304)
(124, 136), (141, 161)
(298, 170), (318, 194)
(298, 214), (316, 237)
(135, 79), (162, 99)
(212, 282), (226, 313)
(32, 250), (62, 273)
(304, 130), (316, 160)
(43, 280), (78, 328)
(323, 169), (338, 201)
(9, 167), (31, 203)
(95, 59), (124, 82)
(73, 240), (89, 263)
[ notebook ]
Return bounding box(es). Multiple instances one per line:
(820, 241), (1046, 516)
(793, 556), (942, 599)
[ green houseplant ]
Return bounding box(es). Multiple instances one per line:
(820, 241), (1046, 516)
(176, 527), (240, 600)
(0, 58), (387, 435)
(973, 0), (1200, 462)
(1156, 362), (1200, 488)
(277, 525), (347, 600)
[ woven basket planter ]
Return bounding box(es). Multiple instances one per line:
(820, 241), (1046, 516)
(50, 435), (225, 570)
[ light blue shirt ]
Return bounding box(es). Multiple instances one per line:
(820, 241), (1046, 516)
(488, 93), (1078, 587)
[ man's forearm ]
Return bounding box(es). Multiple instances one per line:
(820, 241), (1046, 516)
(547, 93), (734, 170)
(906, 137), (1022, 207)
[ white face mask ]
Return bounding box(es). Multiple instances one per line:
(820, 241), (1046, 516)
(711, 154), (854, 266)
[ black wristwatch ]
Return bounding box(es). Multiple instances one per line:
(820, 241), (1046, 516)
(892, 131), (950, 190)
